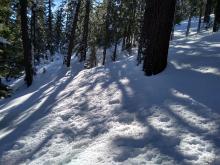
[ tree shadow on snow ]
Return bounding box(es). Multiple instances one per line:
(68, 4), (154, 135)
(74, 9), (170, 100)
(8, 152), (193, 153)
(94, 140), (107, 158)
(0, 62), (83, 164)
(0, 33), (220, 164)
(97, 35), (220, 164)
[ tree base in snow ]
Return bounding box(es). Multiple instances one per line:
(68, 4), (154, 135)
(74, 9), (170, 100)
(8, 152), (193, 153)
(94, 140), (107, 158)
(141, 0), (176, 76)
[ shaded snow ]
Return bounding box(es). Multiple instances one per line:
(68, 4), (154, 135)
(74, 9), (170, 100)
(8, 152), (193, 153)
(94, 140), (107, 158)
(174, 15), (215, 39)
(1, 30), (220, 164)
(0, 37), (10, 45)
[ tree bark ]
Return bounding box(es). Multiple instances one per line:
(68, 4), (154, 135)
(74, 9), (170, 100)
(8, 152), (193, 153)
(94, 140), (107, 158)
(142, 0), (176, 76)
(112, 41), (118, 62)
(80, 0), (91, 62)
(102, 0), (111, 65)
(186, 8), (193, 37)
(48, 0), (53, 55)
(204, 0), (213, 24)
(213, 0), (220, 32)
(31, 3), (37, 65)
(197, 3), (203, 33)
(20, 0), (33, 86)
(66, 0), (81, 67)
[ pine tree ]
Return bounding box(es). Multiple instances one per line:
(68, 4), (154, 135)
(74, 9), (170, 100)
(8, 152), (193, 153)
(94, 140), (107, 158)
(102, 0), (111, 65)
(204, 0), (213, 24)
(19, 0), (33, 86)
(45, 0), (54, 56)
(197, 1), (204, 33)
(65, 0), (76, 38)
(0, 0), (24, 79)
(54, 1), (65, 52)
(66, 0), (81, 67)
(186, 1), (196, 37)
(111, 0), (123, 61)
(80, 0), (91, 62)
(35, 0), (47, 61)
(213, 0), (220, 32)
(31, 2), (37, 66)
(142, 0), (176, 76)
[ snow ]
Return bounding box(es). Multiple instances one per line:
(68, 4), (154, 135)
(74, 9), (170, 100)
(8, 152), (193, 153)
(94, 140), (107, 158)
(0, 22), (220, 164)
(0, 37), (10, 45)
(174, 15), (215, 39)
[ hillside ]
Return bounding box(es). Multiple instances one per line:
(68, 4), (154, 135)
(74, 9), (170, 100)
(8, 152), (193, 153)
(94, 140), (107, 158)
(0, 31), (220, 164)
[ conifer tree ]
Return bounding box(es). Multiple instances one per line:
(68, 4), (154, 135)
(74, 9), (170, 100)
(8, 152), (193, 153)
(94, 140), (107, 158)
(19, 0), (33, 86)
(80, 0), (91, 62)
(204, 0), (213, 24)
(141, 0), (176, 76)
(54, 1), (65, 52)
(66, 0), (81, 67)
(102, 0), (111, 65)
(45, 0), (54, 56)
(213, 0), (220, 32)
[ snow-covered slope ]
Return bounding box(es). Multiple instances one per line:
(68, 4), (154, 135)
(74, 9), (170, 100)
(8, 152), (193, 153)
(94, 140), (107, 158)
(174, 15), (215, 39)
(0, 30), (220, 164)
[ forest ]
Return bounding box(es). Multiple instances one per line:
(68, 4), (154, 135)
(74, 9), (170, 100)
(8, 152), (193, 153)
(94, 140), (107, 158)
(0, 0), (219, 90)
(0, 0), (220, 164)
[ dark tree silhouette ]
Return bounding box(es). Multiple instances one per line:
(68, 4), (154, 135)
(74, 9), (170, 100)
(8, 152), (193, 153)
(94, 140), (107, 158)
(48, 0), (53, 55)
(213, 0), (220, 32)
(102, 0), (111, 65)
(80, 0), (91, 62)
(66, 0), (81, 67)
(142, 0), (176, 76)
(204, 0), (213, 24)
(20, 0), (33, 86)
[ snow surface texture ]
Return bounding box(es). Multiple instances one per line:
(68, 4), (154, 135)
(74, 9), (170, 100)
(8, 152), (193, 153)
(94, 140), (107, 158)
(1, 25), (220, 164)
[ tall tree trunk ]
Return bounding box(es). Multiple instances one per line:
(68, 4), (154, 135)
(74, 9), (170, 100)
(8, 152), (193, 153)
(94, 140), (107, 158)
(80, 0), (91, 62)
(112, 41), (118, 62)
(48, 0), (53, 56)
(186, 9), (193, 37)
(31, 3), (37, 65)
(204, 0), (213, 24)
(66, 0), (81, 67)
(89, 45), (97, 68)
(103, 0), (111, 65)
(137, 15), (145, 65)
(170, 23), (175, 40)
(170, 10), (176, 40)
(137, 35), (143, 65)
(20, 0), (33, 86)
(142, 0), (176, 76)
(213, 0), (220, 32)
(197, 3), (203, 33)
(122, 35), (126, 51)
